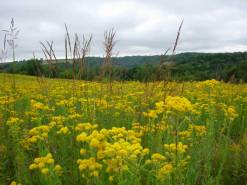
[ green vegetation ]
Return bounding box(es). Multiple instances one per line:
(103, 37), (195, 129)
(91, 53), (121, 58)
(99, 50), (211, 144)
(1, 52), (247, 82)
(1, 74), (247, 185)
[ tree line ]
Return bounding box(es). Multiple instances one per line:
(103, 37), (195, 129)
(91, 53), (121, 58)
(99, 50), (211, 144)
(1, 52), (247, 82)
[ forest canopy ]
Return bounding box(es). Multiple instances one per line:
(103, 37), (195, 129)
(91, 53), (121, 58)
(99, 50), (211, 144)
(1, 52), (247, 82)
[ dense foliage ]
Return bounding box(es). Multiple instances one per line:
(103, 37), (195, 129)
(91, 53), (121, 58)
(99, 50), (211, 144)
(1, 52), (247, 82)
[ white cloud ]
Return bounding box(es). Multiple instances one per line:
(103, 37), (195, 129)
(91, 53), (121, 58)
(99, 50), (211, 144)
(0, 0), (247, 60)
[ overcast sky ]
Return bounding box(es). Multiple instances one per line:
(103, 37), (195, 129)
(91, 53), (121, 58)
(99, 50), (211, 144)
(0, 0), (247, 60)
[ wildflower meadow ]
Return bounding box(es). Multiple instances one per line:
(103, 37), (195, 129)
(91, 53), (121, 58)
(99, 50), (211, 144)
(1, 73), (247, 185)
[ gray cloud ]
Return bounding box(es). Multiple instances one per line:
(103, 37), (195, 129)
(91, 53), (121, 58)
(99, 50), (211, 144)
(0, 0), (247, 60)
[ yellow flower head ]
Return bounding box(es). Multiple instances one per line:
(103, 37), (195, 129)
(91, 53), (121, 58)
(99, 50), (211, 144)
(165, 96), (192, 113)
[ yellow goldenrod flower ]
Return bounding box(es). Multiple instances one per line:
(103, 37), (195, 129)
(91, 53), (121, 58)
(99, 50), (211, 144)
(80, 148), (87, 155)
(157, 163), (173, 178)
(41, 168), (49, 175)
(164, 142), (188, 154)
(76, 132), (88, 142)
(90, 138), (100, 148)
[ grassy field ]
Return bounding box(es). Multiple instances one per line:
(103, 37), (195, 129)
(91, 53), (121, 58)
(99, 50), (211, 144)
(0, 73), (247, 185)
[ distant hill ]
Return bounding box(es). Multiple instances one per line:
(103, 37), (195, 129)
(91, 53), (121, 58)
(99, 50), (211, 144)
(1, 52), (247, 81)
(50, 55), (162, 68)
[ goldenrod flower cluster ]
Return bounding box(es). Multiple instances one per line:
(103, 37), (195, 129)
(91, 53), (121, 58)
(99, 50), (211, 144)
(57, 126), (70, 135)
(77, 157), (102, 177)
(179, 124), (207, 139)
(164, 142), (188, 154)
(132, 122), (168, 134)
(22, 125), (50, 149)
(76, 127), (149, 178)
(29, 153), (62, 175)
(157, 163), (173, 179)
(227, 106), (238, 121)
(31, 99), (49, 111)
(164, 96), (193, 113)
(6, 117), (23, 126)
(199, 79), (220, 88)
(9, 181), (22, 185)
(75, 122), (98, 131)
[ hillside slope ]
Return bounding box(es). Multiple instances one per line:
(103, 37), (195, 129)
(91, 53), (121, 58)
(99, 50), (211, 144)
(1, 52), (247, 81)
